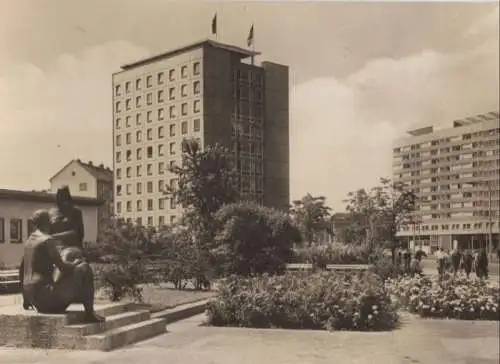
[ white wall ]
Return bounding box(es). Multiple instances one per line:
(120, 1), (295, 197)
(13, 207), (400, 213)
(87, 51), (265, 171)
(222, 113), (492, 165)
(50, 161), (97, 199)
(0, 199), (98, 268)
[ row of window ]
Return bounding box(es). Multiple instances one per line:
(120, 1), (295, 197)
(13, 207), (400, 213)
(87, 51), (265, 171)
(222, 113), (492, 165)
(115, 62), (201, 96)
(0, 218), (34, 243)
(401, 221), (498, 232)
(116, 197), (177, 214)
(115, 81), (201, 113)
(116, 119), (201, 147)
(123, 215), (176, 227)
(115, 99), (202, 122)
(116, 179), (177, 197)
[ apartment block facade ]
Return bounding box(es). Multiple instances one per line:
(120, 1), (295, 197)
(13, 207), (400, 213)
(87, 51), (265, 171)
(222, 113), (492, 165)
(112, 40), (289, 226)
(393, 111), (500, 253)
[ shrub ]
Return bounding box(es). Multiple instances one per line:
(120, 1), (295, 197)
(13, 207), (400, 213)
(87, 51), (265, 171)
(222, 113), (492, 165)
(385, 275), (500, 320)
(212, 202), (301, 277)
(206, 271), (399, 331)
(292, 242), (372, 267)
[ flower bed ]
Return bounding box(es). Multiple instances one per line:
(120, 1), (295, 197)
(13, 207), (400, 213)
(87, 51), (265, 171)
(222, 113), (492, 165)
(385, 275), (500, 321)
(206, 271), (399, 331)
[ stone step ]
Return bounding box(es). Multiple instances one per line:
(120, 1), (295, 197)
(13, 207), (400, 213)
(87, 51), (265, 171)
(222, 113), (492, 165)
(83, 317), (166, 351)
(61, 310), (151, 336)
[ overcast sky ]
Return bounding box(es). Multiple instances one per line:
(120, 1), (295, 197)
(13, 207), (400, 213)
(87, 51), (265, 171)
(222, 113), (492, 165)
(0, 1), (498, 211)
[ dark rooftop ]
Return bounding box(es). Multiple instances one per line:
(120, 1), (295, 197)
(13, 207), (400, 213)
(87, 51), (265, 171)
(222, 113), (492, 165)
(121, 39), (261, 70)
(0, 189), (103, 206)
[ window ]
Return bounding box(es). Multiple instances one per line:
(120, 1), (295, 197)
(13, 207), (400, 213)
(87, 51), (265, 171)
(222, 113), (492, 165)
(193, 118), (201, 132)
(169, 142), (176, 155)
(147, 216), (153, 226)
(181, 65), (188, 78)
(116, 168), (122, 179)
(181, 84), (188, 97)
(169, 105), (176, 118)
(10, 219), (22, 243)
(159, 180), (165, 192)
(115, 101), (121, 113)
(147, 164), (152, 175)
(126, 184), (132, 195)
(170, 197), (176, 209)
(181, 121), (188, 135)
(116, 202), (122, 214)
(136, 130), (142, 143)
(158, 90), (164, 103)
(169, 160), (175, 169)
(147, 110), (152, 123)
(116, 151), (121, 163)
(127, 201), (132, 212)
(159, 216), (165, 225)
(193, 81), (200, 95)
(193, 100), (200, 113)
(136, 182), (142, 194)
(126, 167), (132, 178)
(157, 72), (164, 85)
(136, 79), (141, 90)
(158, 126), (164, 139)
(126, 99), (131, 110)
(79, 182), (88, 191)
(136, 147), (142, 160)
(116, 135), (121, 146)
(115, 118), (121, 130)
(147, 146), (153, 158)
(181, 103), (188, 116)
(136, 96), (142, 108)
(169, 87), (175, 100)
(137, 200), (143, 212)
(158, 144), (164, 156)
(170, 215), (176, 224)
(147, 93), (153, 105)
(147, 181), (153, 193)
(136, 165), (142, 177)
(169, 69), (175, 81)
(169, 124), (176, 137)
(115, 84), (121, 96)
(193, 61), (200, 75)
(146, 75), (152, 88)
(159, 198), (165, 210)
(147, 128), (153, 141)
(159, 162), (165, 174)
(126, 150), (132, 161)
(126, 133), (131, 144)
(0, 218), (5, 242)
(148, 199), (154, 211)
(158, 108), (164, 120)
(126, 116), (132, 128)
(136, 113), (142, 126)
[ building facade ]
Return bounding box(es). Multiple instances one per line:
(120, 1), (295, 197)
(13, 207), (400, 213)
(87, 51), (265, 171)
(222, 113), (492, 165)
(393, 111), (500, 253)
(50, 159), (114, 237)
(0, 189), (101, 268)
(112, 39), (289, 226)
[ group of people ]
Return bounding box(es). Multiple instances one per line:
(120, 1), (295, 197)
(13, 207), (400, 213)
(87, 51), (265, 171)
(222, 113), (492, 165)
(394, 248), (427, 276)
(18, 186), (104, 323)
(436, 247), (489, 279)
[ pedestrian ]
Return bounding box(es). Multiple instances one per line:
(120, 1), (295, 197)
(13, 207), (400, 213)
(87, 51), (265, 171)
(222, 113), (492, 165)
(476, 249), (489, 279)
(462, 250), (473, 278)
(451, 248), (462, 278)
(436, 248), (446, 277)
(402, 249), (411, 272)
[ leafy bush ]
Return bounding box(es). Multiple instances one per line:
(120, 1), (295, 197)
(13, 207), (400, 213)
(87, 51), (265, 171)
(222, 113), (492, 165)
(385, 275), (500, 320)
(212, 202), (301, 277)
(292, 242), (373, 267)
(368, 248), (409, 280)
(206, 271), (399, 331)
(94, 219), (162, 302)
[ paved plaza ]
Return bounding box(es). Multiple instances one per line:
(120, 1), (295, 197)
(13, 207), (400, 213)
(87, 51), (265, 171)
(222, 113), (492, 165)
(0, 312), (498, 364)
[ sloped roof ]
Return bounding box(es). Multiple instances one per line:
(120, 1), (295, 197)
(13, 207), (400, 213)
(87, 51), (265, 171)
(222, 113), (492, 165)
(50, 159), (113, 183)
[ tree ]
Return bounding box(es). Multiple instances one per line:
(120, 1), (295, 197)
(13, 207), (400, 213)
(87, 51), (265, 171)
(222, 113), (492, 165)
(212, 202), (301, 276)
(165, 138), (240, 243)
(343, 178), (417, 261)
(290, 194), (332, 246)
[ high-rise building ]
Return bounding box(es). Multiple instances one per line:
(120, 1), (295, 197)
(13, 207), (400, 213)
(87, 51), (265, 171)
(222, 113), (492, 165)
(392, 111), (500, 253)
(112, 39), (289, 226)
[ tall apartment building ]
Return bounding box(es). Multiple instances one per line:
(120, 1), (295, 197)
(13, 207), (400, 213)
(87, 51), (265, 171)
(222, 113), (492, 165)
(393, 111), (500, 253)
(112, 40), (289, 226)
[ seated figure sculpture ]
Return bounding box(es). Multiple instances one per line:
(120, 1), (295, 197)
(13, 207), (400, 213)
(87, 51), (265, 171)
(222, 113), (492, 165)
(21, 209), (104, 323)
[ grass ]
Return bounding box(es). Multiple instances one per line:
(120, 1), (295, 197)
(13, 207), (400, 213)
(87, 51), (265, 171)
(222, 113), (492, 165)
(95, 282), (217, 313)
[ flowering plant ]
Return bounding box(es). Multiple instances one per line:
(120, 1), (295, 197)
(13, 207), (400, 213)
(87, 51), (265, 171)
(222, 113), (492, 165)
(206, 271), (399, 331)
(292, 242), (373, 266)
(385, 274), (499, 321)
